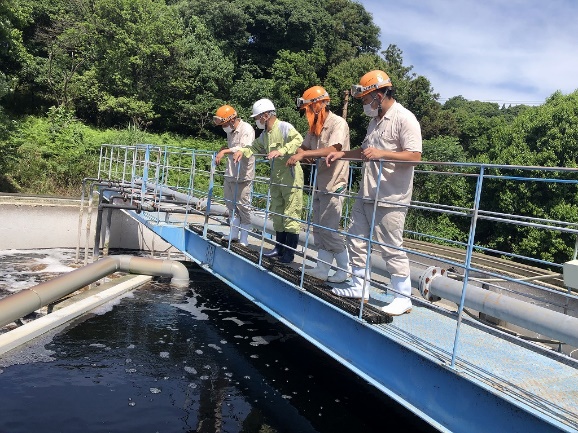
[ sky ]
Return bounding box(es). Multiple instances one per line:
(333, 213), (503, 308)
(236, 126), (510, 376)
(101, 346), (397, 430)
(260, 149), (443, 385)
(358, 0), (578, 105)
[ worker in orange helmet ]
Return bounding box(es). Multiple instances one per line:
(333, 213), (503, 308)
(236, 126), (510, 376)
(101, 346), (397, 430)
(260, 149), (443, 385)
(213, 105), (255, 246)
(287, 85), (351, 283)
(326, 70), (422, 316)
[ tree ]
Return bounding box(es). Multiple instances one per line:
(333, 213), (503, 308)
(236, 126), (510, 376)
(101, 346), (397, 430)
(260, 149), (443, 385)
(442, 96), (516, 156)
(178, 0), (380, 78)
(473, 90), (578, 264)
(407, 136), (471, 244)
(324, 53), (389, 144)
(402, 76), (458, 139)
(322, 0), (381, 67)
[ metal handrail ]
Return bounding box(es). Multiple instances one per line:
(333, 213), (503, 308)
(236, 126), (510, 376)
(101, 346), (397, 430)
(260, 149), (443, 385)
(96, 144), (578, 360)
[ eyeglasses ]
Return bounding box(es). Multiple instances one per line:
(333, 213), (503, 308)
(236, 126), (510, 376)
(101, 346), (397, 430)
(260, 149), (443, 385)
(350, 79), (391, 98)
(295, 92), (329, 109)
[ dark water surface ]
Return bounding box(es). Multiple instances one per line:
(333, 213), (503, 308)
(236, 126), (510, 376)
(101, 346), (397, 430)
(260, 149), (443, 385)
(0, 251), (436, 433)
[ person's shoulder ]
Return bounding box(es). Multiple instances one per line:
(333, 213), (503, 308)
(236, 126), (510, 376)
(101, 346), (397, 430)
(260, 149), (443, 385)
(278, 119), (296, 129)
(326, 111), (347, 126)
(238, 119), (255, 131)
(392, 102), (417, 119)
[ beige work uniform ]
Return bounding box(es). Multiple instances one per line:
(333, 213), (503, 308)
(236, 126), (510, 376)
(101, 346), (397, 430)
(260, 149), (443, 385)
(348, 102), (422, 277)
(224, 120), (255, 225)
(302, 112), (350, 253)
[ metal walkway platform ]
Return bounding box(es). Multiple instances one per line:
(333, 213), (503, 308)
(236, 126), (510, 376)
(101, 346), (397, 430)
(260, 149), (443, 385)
(85, 144), (578, 433)
(113, 213), (576, 433)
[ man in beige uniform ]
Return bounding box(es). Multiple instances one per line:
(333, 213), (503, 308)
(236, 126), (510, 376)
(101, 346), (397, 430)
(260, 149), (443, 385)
(287, 85), (350, 282)
(327, 70), (422, 316)
(214, 105), (255, 246)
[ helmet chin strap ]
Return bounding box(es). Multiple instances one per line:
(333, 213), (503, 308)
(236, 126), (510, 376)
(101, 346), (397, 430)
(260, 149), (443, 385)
(372, 93), (383, 114)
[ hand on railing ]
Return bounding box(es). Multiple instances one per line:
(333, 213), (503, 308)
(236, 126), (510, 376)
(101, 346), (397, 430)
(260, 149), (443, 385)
(361, 146), (383, 161)
(286, 152), (302, 166)
(326, 151), (345, 166)
(233, 150), (244, 164)
(267, 150), (282, 160)
(215, 150), (226, 164)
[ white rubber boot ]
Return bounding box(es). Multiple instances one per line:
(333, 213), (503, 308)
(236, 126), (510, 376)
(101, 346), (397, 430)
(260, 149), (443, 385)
(305, 249), (332, 281)
(328, 249), (350, 283)
(380, 274), (412, 316)
(239, 223), (252, 246)
(230, 217), (240, 241)
(331, 266), (369, 302)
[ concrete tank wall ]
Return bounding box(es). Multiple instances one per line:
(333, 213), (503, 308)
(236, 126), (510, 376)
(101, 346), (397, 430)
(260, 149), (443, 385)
(0, 193), (178, 254)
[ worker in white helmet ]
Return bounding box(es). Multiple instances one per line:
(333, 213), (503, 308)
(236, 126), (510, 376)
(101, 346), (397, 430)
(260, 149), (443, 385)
(326, 70), (422, 316)
(233, 98), (304, 264)
(213, 105), (255, 246)
(287, 85), (350, 283)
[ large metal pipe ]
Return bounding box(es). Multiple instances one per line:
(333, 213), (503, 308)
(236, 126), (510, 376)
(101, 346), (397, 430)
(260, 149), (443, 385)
(143, 184), (229, 216)
(426, 272), (578, 348)
(0, 255), (189, 329)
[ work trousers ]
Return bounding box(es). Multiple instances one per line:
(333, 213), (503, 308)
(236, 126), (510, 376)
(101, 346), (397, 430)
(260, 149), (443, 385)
(224, 179), (252, 225)
(311, 192), (346, 254)
(347, 199), (410, 277)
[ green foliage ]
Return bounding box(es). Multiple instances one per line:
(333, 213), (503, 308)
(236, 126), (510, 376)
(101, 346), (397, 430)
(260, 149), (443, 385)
(442, 96), (524, 157)
(7, 109), (99, 195)
(322, 0), (381, 67)
(2, 108), (221, 196)
(0, 73), (10, 140)
(407, 136), (471, 244)
(2, 0), (578, 266)
(0, 72), (16, 186)
(325, 53), (389, 144)
(402, 76), (459, 140)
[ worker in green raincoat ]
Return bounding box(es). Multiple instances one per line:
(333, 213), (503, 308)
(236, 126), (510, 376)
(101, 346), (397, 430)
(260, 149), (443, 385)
(233, 98), (304, 264)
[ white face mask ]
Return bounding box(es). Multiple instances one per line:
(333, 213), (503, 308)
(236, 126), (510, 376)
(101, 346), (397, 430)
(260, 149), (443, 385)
(363, 103), (379, 117)
(222, 125), (233, 134)
(256, 117), (266, 130)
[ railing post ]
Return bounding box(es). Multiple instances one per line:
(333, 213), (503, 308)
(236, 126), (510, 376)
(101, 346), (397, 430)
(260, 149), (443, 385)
(299, 160), (320, 289)
(203, 152), (217, 238)
(358, 159), (383, 319)
(258, 158), (275, 267)
(450, 165), (485, 367)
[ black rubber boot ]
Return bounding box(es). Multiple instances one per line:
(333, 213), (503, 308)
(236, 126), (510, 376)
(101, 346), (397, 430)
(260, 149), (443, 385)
(263, 231), (286, 258)
(279, 232), (299, 264)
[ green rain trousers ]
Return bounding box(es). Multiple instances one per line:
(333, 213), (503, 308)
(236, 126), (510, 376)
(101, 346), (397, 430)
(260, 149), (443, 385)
(269, 158), (303, 233)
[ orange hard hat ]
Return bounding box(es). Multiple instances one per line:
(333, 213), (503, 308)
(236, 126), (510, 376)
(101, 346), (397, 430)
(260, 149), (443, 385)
(296, 85), (330, 109)
(350, 70), (392, 99)
(213, 105), (237, 125)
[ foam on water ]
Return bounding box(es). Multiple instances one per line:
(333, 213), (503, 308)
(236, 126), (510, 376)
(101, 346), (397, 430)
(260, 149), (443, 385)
(0, 248), (77, 296)
(172, 294), (214, 320)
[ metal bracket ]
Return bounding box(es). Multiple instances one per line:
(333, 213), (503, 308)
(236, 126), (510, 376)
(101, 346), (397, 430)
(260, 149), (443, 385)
(418, 266), (445, 302)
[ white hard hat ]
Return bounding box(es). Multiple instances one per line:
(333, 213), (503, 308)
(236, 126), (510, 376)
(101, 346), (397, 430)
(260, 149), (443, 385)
(250, 98), (276, 117)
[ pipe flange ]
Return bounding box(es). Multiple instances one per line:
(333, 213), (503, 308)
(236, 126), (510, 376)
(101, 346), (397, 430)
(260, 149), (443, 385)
(419, 266), (445, 302)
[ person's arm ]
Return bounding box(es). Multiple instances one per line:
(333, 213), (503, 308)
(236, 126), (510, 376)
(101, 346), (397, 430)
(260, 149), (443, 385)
(269, 126), (303, 160)
(326, 147), (364, 166)
(215, 147), (233, 164)
(233, 137), (261, 163)
(287, 143), (342, 166)
(361, 148), (421, 162)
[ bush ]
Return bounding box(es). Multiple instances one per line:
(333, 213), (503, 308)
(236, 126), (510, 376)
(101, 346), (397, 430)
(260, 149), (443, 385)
(1, 111), (223, 196)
